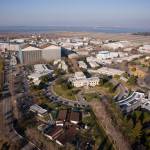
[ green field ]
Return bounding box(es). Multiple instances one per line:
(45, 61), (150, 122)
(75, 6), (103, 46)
(53, 78), (79, 101)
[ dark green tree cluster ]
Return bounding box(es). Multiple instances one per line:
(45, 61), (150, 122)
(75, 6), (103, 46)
(127, 75), (137, 85)
(126, 111), (150, 150)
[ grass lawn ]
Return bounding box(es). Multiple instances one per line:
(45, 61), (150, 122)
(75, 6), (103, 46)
(84, 92), (100, 102)
(53, 82), (77, 101)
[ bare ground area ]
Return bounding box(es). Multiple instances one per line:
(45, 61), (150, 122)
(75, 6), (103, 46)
(89, 100), (131, 150)
(1, 32), (150, 43)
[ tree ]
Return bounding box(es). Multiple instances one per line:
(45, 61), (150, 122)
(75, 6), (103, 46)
(127, 75), (137, 85)
(131, 67), (136, 72)
(114, 75), (120, 80)
(131, 122), (142, 140)
(123, 72), (129, 78)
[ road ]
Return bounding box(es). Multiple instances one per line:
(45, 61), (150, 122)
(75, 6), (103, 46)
(47, 78), (88, 108)
(0, 55), (39, 150)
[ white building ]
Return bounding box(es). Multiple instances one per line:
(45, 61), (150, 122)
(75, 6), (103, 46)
(74, 72), (86, 79)
(10, 55), (17, 66)
(88, 67), (124, 76)
(96, 51), (128, 60)
(86, 56), (99, 68)
(138, 45), (150, 53)
(58, 60), (68, 72)
(78, 61), (87, 69)
(0, 42), (20, 52)
(76, 51), (89, 56)
(20, 45), (61, 64)
(88, 61), (99, 68)
(102, 41), (131, 50)
(30, 104), (48, 117)
(117, 91), (150, 113)
(28, 64), (53, 85)
(69, 72), (99, 88)
(114, 54), (142, 63)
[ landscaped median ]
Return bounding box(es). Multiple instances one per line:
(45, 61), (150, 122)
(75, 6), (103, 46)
(52, 77), (80, 101)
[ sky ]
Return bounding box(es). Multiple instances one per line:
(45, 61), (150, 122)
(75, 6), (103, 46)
(0, 0), (150, 29)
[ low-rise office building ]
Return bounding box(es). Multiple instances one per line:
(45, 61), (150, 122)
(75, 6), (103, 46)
(138, 45), (150, 53)
(0, 42), (21, 52)
(102, 41), (131, 50)
(96, 51), (128, 60)
(88, 67), (124, 76)
(69, 72), (99, 88)
(78, 61), (87, 69)
(30, 104), (48, 117)
(28, 64), (53, 85)
(117, 91), (150, 113)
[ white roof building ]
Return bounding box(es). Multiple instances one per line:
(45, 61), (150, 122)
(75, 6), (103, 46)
(138, 45), (150, 53)
(96, 51), (128, 60)
(74, 71), (86, 79)
(102, 41), (131, 50)
(117, 91), (150, 113)
(88, 61), (99, 68)
(30, 104), (47, 117)
(28, 64), (53, 85)
(78, 61), (87, 69)
(88, 67), (124, 76)
(69, 72), (99, 88)
(58, 60), (68, 72)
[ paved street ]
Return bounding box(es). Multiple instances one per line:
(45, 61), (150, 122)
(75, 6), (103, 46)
(48, 78), (88, 108)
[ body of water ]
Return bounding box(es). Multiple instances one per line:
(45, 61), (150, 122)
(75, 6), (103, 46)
(0, 26), (149, 33)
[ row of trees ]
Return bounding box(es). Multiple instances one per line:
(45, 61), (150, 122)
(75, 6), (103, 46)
(0, 56), (4, 92)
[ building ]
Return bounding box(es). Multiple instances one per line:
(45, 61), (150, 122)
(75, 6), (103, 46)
(78, 61), (87, 69)
(28, 64), (53, 85)
(138, 45), (150, 53)
(88, 67), (124, 76)
(96, 51), (111, 59)
(114, 54), (142, 63)
(69, 72), (99, 88)
(19, 45), (61, 64)
(88, 61), (99, 68)
(10, 55), (17, 66)
(44, 109), (83, 146)
(74, 71), (86, 79)
(0, 42), (21, 52)
(96, 51), (128, 60)
(116, 91), (150, 113)
(102, 41), (131, 50)
(30, 104), (48, 117)
(58, 60), (68, 72)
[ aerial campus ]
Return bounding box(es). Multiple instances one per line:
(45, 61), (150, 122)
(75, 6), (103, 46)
(0, 1), (150, 150)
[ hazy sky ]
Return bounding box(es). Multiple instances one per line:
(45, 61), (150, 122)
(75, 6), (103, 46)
(0, 0), (150, 29)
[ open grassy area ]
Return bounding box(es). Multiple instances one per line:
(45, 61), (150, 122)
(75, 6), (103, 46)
(53, 78), (79, 101)
(84, 84), (117, 99)
(53, 84), (76, 100)
(83, 92), (100, 102)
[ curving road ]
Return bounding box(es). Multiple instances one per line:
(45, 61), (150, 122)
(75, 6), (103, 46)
(47, 78), (88, 108)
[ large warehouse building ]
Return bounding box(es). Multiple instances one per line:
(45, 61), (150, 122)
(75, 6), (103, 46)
(19, 45), (61, 64)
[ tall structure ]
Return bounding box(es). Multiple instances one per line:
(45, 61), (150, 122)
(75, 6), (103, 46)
(19, 45), (61, 64)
